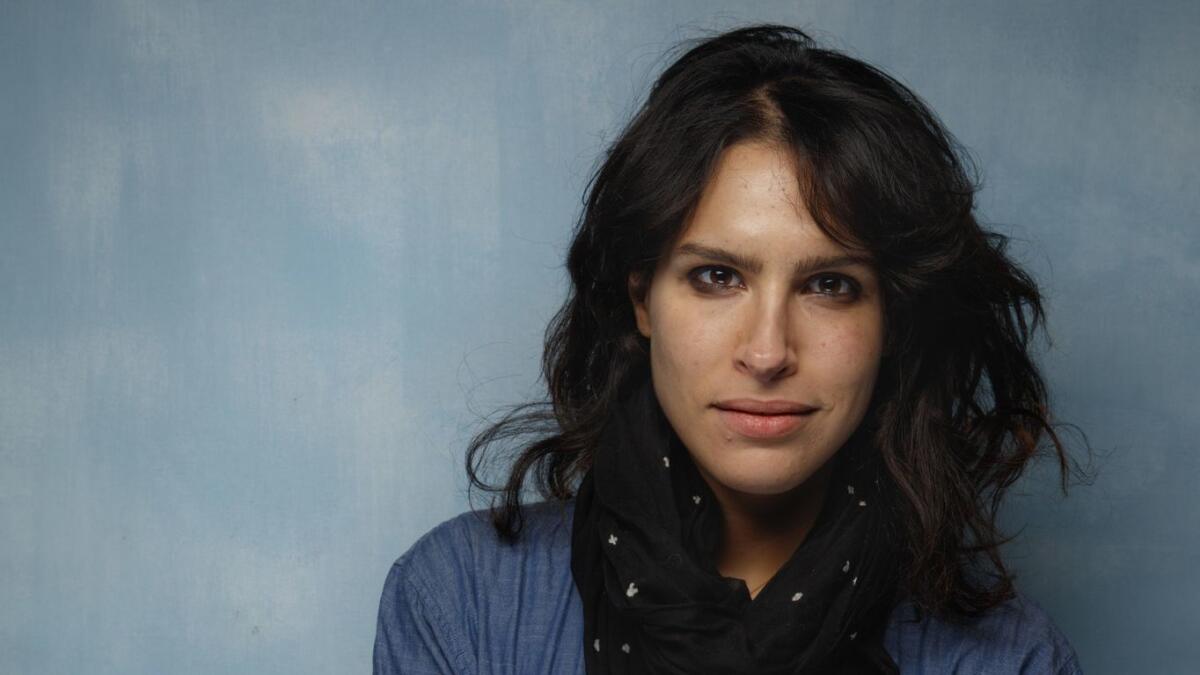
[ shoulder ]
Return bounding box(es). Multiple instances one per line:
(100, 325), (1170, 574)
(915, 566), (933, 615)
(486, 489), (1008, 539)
(373, 500), (582, 675)
(394, 499), (576, 596)
(885, 592), (1084, 674)
(373, 509), (487, 674)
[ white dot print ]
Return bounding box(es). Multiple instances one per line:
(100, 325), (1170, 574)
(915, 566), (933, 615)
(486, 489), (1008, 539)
(626, 582), (639, 597)
(692, 495), (701, 505)
(608, 533), (618, 545)
(621, 643), (631, 654)
(858, 500), (867, 507)
(852, 576), (858, 586)
(847, 485), (855, 495)
(662, 456), (670, 468)
(843, 560), (850, 573)
(594, 638), (600, 652)
(850, 632), (858, 641)
(791, 592), (804, 602)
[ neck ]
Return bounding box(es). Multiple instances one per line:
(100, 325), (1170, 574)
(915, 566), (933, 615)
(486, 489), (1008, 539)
(700, 459), (835, 599)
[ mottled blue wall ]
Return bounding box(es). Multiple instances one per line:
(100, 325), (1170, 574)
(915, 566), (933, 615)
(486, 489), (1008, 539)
(1, 1), (1196, 673)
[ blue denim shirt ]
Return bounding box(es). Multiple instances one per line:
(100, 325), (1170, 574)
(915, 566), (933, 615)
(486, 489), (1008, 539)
(374, 500), (1083, 674)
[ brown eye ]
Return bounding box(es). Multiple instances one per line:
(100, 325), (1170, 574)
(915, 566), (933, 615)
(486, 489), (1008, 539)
(807, 273), (860, 298)
(689, 266), (743, 292)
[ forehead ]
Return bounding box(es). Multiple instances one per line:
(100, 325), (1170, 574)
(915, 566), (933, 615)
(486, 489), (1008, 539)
(670, 142), (854, 262)
(696, 142), (807, 218)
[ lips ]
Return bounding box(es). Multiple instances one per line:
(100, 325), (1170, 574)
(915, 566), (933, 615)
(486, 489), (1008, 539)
(714, 399), (818, 415)
(713, 399), (818, 439)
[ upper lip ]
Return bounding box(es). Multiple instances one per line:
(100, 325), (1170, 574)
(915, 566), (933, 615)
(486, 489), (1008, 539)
(713, 399), (818, 414)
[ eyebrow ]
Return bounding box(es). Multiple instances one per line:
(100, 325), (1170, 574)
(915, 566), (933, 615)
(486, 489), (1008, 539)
(674, 242), (874, 277)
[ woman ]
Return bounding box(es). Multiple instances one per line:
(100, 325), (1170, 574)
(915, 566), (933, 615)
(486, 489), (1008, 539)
(375, 24), (1084, 674)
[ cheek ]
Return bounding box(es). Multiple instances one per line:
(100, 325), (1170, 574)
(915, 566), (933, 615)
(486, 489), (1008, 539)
(806, 314), (885, 391)
(651, 300), (728, 372)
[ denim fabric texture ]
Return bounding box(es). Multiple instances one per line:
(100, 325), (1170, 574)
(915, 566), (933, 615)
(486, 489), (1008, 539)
(374, 500), (1083, 674)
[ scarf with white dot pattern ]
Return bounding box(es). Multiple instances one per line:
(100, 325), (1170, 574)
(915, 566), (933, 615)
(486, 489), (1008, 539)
(570, 374), (904, 674)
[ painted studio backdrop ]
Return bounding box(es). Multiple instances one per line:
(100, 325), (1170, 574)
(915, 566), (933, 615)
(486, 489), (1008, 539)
(2, 1), (1198, 673)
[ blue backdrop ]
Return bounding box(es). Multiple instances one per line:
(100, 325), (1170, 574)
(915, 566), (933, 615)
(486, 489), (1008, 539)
(2, 1), (1197, 673)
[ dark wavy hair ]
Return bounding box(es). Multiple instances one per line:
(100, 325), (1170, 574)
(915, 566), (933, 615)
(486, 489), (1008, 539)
(466, 24), (1088, 620)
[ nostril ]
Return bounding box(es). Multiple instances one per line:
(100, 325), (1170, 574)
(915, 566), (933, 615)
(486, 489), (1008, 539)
(736, 355), (795, 382)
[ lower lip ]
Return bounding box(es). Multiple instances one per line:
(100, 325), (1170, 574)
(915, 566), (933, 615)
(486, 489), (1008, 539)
(715, 408), (814, 439)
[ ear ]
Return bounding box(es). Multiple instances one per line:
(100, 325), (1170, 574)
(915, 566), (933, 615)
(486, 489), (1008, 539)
(627, 272), (652, 338)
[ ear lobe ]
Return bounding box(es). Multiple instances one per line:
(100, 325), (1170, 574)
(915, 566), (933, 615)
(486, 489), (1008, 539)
(627, 273), (651, 338)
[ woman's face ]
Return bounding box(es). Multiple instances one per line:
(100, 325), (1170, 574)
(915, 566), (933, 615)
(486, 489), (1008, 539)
(630, 141), (885, 501)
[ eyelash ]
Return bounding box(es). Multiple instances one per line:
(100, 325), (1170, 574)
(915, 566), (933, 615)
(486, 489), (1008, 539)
(687, 265), (862, 300)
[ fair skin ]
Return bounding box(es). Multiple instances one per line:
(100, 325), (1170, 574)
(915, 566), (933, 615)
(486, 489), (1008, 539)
(629, 141), (886, 599)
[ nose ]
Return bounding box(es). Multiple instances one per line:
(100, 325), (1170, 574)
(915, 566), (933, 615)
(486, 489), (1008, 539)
(733, 291), (797, 383)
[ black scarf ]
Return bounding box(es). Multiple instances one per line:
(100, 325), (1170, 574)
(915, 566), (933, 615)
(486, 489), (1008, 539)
(570, 374), (904, 674)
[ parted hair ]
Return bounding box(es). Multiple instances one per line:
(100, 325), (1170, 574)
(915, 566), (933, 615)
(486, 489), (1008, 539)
(465, 24), (1087, 620)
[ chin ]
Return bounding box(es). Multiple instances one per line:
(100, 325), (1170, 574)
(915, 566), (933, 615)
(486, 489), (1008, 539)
(699, 449), (824, 497)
